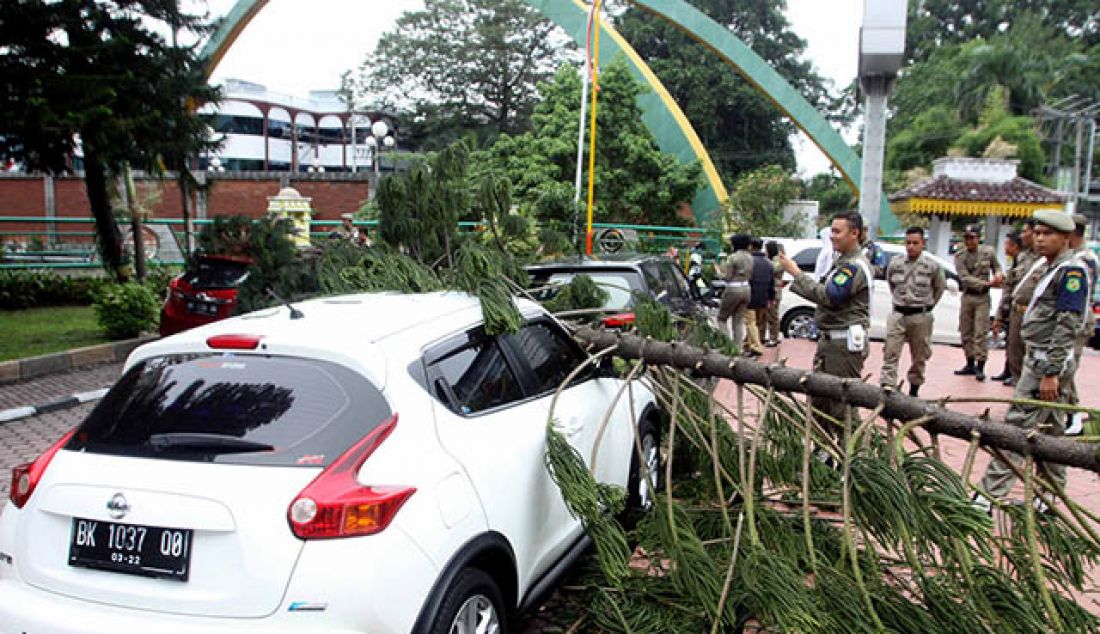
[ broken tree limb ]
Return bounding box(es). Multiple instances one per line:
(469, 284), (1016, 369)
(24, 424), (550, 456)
(574, 326), (1100, 474)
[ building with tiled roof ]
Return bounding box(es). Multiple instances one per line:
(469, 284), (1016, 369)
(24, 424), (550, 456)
(888, 157), (1067, 263)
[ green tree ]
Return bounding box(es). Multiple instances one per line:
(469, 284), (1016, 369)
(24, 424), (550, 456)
(353, 0), (563, 142)
(612, 0), (839, 182)
(803, 172), (855, 217)
(483, 61), (701, 229)
(0, 0), (219, 280)
(886, 105), (963, 173)
(905, 0), (1098, 65)
(725, 164), (803, 236)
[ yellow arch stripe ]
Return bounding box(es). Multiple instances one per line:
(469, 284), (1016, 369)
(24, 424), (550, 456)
(572, 0), (727, 205)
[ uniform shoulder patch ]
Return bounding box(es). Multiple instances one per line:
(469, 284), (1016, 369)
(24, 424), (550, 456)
(832, 263), (856, 286)
(1056, 266), (1087, 313)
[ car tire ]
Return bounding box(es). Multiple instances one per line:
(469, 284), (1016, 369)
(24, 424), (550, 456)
(428, 567), (507, 634)
(780, 307), (817, 340)
(624, 417), (661, 524)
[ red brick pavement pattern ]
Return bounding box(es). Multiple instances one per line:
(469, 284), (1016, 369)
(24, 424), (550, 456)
(0, 362), (122, 411)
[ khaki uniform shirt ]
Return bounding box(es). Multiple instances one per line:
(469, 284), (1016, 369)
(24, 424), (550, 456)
(997, 247), (1038, 320)
(1022, 249), (1090, 377)
(886, 252), (944, 308)
(724, 251), (753, 283)
(954, 244), (1001, 293)
(790, 247), (871, 330)
(1075, 245), (1098, 335)
(1012, 252), (1048, 311)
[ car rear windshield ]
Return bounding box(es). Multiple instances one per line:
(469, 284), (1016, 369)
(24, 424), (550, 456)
(529, 270), (644, 310)
(183, 259), (249, 289)
(66, 354), (392, 467)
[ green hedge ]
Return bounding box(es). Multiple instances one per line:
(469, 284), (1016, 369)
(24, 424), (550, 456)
(0, 266), (179, 310)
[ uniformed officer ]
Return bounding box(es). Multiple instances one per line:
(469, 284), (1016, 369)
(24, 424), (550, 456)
(860, 226), (889, 279)
(996, 220), (1044, 386)
(974, 209), (1090, 514)
(1068, 214), (1098, 414)
(718, 233), (753, 351)
(990, 230), (1027, 384)
(779, 212), (872, 428)
(880, 227), (945, 397)
(764, 240), (785, 346)
(953, 224), (1003, 380)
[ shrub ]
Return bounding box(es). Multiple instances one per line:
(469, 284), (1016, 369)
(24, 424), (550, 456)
(93, 283), (159, 339)
(0, 267), (179, 310)
(0, 271), (111, 309)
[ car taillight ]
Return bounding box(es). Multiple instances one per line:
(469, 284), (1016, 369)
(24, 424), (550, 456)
(287, 415), (414, 539)
(603, 312), (636, 328)
(10, 429), (76, 509)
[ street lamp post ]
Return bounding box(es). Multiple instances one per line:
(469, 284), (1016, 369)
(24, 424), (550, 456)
(369, 119), (390, 177)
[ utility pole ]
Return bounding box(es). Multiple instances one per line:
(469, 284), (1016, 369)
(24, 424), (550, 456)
(1036, 98), (1099, 215)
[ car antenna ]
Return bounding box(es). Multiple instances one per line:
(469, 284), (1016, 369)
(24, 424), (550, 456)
(266, 288), (304, 320)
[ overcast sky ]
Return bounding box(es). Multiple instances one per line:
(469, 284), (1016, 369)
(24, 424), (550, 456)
(198, 0), (863, 176)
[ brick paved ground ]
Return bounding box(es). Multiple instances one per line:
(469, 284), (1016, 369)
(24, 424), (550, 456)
(0, 362), (121, 410)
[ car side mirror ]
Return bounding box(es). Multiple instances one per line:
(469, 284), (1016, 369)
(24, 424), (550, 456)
(946, 279), (960, 293)
(596, 354), (618, 378)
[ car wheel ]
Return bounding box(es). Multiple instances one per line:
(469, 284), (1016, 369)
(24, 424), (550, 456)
(429, 568), (506, 634)
(625, 418), (661, 517)
(781, 307), (817, 340)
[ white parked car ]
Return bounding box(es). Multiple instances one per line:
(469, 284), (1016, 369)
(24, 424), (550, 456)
(0, 292), (661, 633)
(777, 242), (1001, 345)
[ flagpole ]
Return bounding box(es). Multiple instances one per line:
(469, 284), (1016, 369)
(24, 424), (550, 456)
(572, 3), (596, 251)
(584, 0), (602, 256)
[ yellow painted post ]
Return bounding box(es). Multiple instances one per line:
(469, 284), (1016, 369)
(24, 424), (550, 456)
(584, 0), (602, 255)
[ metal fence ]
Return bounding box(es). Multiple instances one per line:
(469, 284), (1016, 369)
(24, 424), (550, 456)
(0, 215), (718, 271)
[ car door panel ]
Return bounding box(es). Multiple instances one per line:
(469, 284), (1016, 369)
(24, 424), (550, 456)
(425, 329), (576, 597)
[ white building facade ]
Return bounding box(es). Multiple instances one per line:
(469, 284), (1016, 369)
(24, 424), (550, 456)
(200, 79), (395, 174)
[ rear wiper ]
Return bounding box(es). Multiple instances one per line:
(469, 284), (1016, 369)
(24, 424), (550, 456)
(147, 433), (274, 454)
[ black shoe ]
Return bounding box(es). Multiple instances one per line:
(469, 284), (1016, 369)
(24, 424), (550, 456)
(1002, 376), (1016, 387)
(909, 385), (920, 397)
(974, 361), (986, 381)
(991, 370), (1011, 381)
(954, 359), (976, 376)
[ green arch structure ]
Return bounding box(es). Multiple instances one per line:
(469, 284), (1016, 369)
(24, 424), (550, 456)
(200, 0), (898, 233)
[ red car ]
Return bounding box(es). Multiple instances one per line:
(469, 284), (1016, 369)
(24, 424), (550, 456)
(159, 255), (251, 336)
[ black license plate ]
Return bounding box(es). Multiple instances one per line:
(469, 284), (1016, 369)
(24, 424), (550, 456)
(186, 300), (218, 316)
(68, 518), (192, 581)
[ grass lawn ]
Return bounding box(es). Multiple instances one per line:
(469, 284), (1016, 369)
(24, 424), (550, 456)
(0, 305), (109, 362)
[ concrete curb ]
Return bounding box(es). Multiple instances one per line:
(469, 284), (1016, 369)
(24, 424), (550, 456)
(0, 388), (109, 424)
(0, 335), (157, 386)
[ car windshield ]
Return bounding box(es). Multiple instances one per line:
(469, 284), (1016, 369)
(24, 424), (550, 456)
(530, 270), (644, 310)
(182, 259), (250, 289)
(67, 354), (392, 467)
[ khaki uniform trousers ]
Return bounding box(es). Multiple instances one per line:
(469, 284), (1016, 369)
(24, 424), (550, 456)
(959, 292), (991, 362)
(1006, 308), (1025, 381)
(812, 337), (868, 431)
(744, 308), (766, 354)
(978, 354), (1071, 498)
(879, 311), (933, 389)
(764, 289), (782, 342)
(718, 286), (750, 350)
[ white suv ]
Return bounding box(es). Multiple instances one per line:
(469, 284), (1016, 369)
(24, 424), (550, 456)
(0, 292), (661, 633)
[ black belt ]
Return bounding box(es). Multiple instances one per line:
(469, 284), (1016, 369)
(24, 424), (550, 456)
(893, 305), (932, 316)
(963, 288), (989, 296)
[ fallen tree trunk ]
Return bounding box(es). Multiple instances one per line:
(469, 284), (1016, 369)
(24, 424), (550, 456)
(575, 326), (1100, 474)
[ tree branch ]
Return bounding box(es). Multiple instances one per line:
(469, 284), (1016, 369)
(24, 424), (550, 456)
(574, 326), (1100, 473)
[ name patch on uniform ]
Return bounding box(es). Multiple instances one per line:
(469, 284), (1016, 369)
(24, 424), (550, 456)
(1056, 267), (1087, 313)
